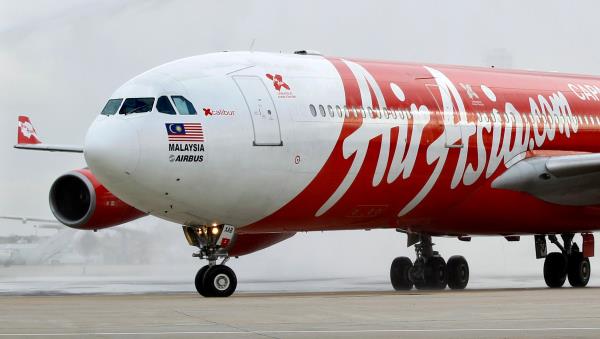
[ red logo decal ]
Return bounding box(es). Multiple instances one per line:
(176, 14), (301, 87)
(203, 108), (213, 116)
(266, 73), (290, 91)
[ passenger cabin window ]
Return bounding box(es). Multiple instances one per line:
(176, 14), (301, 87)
(119, 98), (154, 114)
(309, 104), (317, 117)
(171, 96), (197, 115)
(328, 105), (335, 117)
(157, 96), (176, 115)
(101, 99), (123, 116)
(319, 105), (326, 117)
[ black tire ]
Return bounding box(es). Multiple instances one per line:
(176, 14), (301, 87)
(412, 258), (428, 290)
(568, 252), (591, 287)
(390, 257), (413, 290)
(544, 252), (567, 288)
(203, 265), (237, 297)
(447, 255), (469, 290)
(427, 256), (447, 290)
(194, 265), (211, 297)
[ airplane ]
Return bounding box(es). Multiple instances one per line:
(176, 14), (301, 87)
(14, 50), (600, 297)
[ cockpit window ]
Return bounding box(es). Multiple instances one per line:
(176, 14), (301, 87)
(119, 97), (155, 114)
(171, 96), (197, 115)
(101, 99), (123, 116)
(156, 96), (176, 115)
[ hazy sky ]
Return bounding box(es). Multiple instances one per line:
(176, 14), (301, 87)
(1, 0), (598, 283)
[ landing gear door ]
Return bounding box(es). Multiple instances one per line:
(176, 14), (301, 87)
(233, 76), (283, 146)
(426, 84), (463, 148)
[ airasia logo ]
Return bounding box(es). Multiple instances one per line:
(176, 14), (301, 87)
(18, 121), (37, 139)
(266, 73), (290, 91)
(316, 60), (578, 218)
(266, 73), (295, 99)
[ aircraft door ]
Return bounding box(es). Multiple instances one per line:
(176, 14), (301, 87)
(425, 84), (464, 148)
(233, 76), (283, 146)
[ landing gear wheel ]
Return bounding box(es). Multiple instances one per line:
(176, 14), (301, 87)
(447, 255), (469, 290)
(412, 258), (427, 290)
(568, 252), (590, 287)
(203, 265), (237, 297)
(427, 256), (447, 290)
(194, 265), (211, 297)
(544, 252), (567, 288)
(390, 257), (413, 290)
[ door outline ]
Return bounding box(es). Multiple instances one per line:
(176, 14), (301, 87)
(233, 76), (283, 146)
(425, 84), (464, 148)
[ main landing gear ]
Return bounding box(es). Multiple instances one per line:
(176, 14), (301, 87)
(536, 233), (594, 288)
(183, 224), (237, 297)
(390, 234), (469, 290)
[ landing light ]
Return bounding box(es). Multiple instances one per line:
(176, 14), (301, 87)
(211, 227), (219, 235)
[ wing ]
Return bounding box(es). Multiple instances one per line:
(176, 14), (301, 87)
(492, 152), (600, 206)
(0, 216), (60, 224)
(14, 115), (83, 153)
(0, 216), (62, 230)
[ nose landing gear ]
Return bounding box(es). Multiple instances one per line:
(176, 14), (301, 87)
(183, 224), (237, 297)
(390, 234), (469, 291)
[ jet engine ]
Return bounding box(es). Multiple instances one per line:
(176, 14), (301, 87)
(49, 168), (146, 230)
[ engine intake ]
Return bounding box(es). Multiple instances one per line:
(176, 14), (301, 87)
(49, 169), (145, 230)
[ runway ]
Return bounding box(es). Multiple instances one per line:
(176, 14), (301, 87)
(1, 288), (600, 338)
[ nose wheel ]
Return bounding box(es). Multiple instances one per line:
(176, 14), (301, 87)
(195, 264), (237, 297)
(390, 234), (469, 291)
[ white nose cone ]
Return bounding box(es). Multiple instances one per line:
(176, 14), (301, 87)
(84, 118), (140, 182)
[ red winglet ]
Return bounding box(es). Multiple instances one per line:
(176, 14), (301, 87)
(17, 115), (42, 145)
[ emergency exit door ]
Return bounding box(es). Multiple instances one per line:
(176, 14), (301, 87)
(234, 76), (283, 146)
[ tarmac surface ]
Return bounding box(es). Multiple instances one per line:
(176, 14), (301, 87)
(1, 288), (600, 338)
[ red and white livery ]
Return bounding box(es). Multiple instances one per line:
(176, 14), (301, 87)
(16, 51), (600, 296)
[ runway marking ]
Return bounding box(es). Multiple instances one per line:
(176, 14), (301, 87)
(2, 327), (600, 336)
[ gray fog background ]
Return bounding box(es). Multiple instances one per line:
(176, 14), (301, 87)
(1, 0), (599, 292)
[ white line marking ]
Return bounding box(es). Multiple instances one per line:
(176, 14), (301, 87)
(2, 327), (600, 336)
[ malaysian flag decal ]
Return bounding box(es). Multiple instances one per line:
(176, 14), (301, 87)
(165, 123), (204, 142)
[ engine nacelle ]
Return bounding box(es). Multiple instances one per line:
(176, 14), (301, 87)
(49, 168), (146, 230)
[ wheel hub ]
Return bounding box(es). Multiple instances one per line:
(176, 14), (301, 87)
(214, 273), (230, 291)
